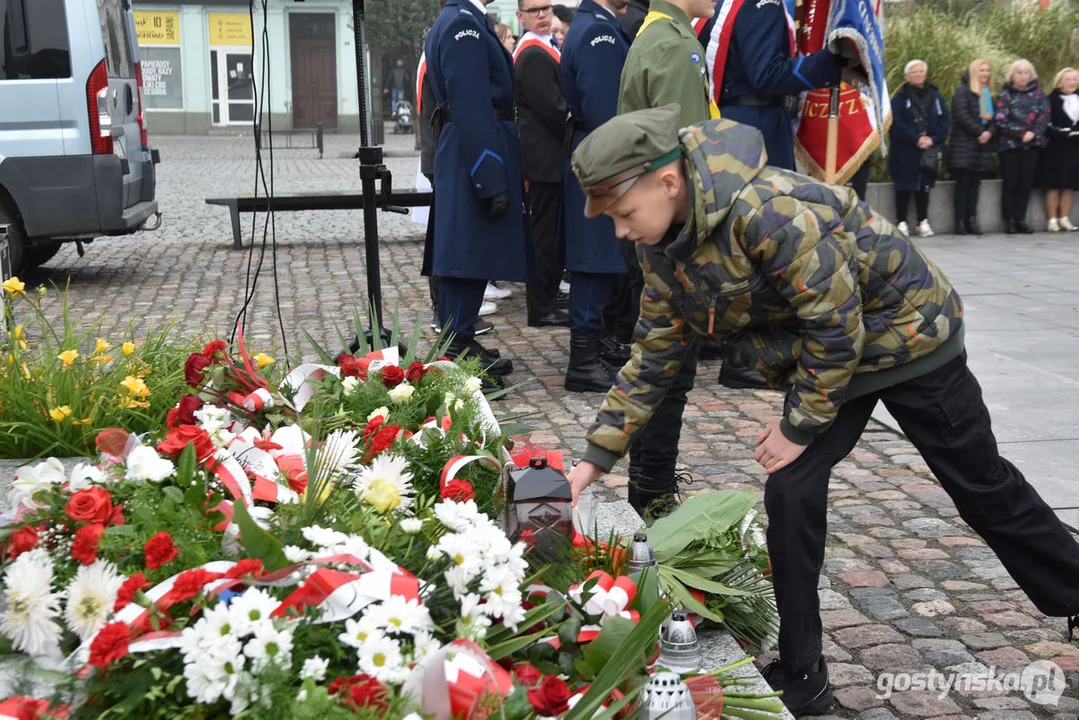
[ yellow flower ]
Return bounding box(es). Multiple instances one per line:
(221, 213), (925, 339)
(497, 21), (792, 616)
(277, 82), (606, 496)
(364, 478), (402, 514)
(252, 352), (275, 369)
(90, 355), (113, 364)
(37, 286), (46, 298)
(300, 479), (337, 505)
(21, 363), (30, 380)
(13, 325), (27, 351)
(121, 342), (136, 357)
(49, 406), (72, 422)
(120, 398), (150, 410)
(120, 375), (150, 397)
(2, 277), (25, 296)
(93, 338), (111, 354)
(57, 349), (79, 368)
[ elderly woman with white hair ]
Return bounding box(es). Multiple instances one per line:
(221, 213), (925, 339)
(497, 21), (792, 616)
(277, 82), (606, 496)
(1036, 67), (1079, 232)
(995, 58), (1049, 234)
(889, 59), (949, 237)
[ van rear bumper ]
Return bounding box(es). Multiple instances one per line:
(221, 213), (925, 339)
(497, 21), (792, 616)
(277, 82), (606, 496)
(0, 154), (157, 239)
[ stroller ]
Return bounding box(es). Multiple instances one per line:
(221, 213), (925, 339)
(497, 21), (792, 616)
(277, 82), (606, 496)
(392, 100), (414, 134)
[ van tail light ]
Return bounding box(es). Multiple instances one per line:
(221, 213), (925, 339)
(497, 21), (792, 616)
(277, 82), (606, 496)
(134, 63), (149, 149)
(86, 59), (113, 155)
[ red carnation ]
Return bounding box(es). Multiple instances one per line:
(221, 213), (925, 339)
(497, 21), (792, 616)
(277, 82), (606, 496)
(114, 572), (151, 612)
(514, 663), (543, 687)
(362, 416), (385, 440)
(144, 531), (179, 570)
(88, 622), (131, 668)
(380, 365), (405, 388)
(167, 568), (222, 603)
(184, 352), (213, 388)
(71, 523), (106, 565)
(166, 394), (205, 429)
(225, 559), (265, 579)
(6, 525), (38, 560)
(404, 361), (427, 384)
(371, 424), (400, 454)
(337, 354), (361, 378)
(157, 425), (215, 462)
(65, 487), (116, 525)
(202, 340), (227, 362)
(528, 675), (571, 716)
(329, 674), (389, 711)
(441, 479), (475, 503)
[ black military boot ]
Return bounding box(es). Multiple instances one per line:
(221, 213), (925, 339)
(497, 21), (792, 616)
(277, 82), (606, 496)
(598, 335), (631, 367)
(762, 658), (834, 716)
(565, 333), (616, 393)
(718, 361), (771, 390)
(1069, 614), (1078, 643)
(446, 338), (513, 377)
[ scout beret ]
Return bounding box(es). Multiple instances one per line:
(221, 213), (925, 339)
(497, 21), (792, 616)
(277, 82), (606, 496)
(571, 103), (683, 218)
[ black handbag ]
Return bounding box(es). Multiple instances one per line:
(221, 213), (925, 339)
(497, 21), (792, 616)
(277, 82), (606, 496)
(920, 147), (944, 175)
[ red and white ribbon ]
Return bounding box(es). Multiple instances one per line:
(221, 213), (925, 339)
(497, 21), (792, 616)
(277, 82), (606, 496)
(401, 639), (513, 720)
(439, 455), (502, 492)
(241, 388), (274, 412)
(226, 440), (299, 504)
(207, 449), (253, 507)
(0, 696), (70, 719)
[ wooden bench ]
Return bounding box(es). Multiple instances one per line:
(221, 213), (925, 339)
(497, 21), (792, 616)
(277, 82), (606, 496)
(206, 190), (433, 249)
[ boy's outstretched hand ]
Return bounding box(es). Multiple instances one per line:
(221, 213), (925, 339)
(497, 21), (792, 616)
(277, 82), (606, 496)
(755, 420), (808, 474)
(568, 460), (603, 505)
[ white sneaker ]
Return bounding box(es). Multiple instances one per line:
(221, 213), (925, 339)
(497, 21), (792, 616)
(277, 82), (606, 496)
(917, 220), (934, 237)
(484, 282), (511, 300)
(1049, 218), (1061, 233)
(559, 279), (571, 294)
(479, 300), (498, 317)
(897, 221), (910, 236)
(1060, 217), (1077, 231)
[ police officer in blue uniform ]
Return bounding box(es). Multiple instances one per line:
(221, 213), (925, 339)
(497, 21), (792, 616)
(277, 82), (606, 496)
(561, 0), (633, 393)
(700, 0), (840, 170)
(424, 0), (534, 377)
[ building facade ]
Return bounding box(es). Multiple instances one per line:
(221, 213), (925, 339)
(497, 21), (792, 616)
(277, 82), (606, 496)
(133, 0), (361, 134)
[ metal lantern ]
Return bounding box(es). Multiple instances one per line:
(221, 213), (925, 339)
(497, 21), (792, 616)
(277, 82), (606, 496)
(627, 531), (658, 573)
(501, 457), (573, 561)
(657, 610), (700, 674)
(639, 671), (696, 720)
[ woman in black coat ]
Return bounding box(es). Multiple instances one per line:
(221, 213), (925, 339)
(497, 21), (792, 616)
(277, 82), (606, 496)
(949, 59), (996, 235)
(1037, 68), (1079, 232)
(889, 59), (950, 237)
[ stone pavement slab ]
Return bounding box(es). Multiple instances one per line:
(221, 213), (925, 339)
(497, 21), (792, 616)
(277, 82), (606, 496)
(11, 129), (1078, 718)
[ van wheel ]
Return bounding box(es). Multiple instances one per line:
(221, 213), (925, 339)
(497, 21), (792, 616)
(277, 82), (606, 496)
(0, 202), (25, 275)
(22, 242), (63, 270)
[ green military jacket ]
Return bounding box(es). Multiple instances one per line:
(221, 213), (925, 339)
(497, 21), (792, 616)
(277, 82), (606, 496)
(582, 120), (965, 471)
(616, 0), (714, 127)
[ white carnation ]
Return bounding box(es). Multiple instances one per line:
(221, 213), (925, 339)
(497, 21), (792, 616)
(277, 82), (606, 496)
(387, 382), (416, 405)
(9, 458), (65, 510)
(342, 376), (361, 397)
(125, 446), (176, 483)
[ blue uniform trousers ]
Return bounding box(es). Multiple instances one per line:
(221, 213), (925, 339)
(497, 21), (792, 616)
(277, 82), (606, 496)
(439, 278), (487, 341)
(569, 272), (617, 334)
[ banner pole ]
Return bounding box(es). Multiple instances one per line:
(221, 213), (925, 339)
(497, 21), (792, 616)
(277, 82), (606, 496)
(825, 85), (840, 184)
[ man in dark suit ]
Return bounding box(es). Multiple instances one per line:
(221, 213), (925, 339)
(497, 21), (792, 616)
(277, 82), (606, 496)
(425, 0), (534, 379)
(514, 0), (570, 327)
(619, 0), (650, 38)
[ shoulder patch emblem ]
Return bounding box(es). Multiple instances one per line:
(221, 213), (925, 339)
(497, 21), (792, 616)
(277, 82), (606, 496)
(590, 34), (617, 46)
(454, 28), (481, 42)
(691, 51), (701, 64)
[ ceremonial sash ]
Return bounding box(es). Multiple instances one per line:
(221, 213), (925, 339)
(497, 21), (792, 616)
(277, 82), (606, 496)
(513, 32), (561, 63)
(416, 52), (427, 115)
(706, 0), (796, 106)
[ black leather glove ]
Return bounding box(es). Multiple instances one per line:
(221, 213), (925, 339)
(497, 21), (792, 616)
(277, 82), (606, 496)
(486, 192), (510, 220)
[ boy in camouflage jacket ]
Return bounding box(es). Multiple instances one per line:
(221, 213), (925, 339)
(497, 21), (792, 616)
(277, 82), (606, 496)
(567, 103), (1079, 716)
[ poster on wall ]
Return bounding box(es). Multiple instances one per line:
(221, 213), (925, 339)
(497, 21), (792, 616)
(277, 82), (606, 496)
(140, 48), (184, 110)
(208, 13), (254, 46)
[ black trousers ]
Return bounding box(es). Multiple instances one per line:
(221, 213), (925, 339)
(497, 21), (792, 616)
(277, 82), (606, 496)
(895, 189), (930, 224)
(848, 161), (870, 202)
(606, 238), (643, 344)
(570, 272), (617, 334)
(953, 168), (982, 230)
(526, 181), (563, 319)
(1000, 149), (1039, 224)
(422, 173), (440, 308)
(766, 352), (1079, 675)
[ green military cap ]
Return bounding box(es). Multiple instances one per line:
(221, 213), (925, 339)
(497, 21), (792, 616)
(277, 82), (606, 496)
(571, 103), (684, 218)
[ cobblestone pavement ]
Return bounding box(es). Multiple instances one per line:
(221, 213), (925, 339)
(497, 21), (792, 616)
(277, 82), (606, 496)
(19, 129), (1079, 719)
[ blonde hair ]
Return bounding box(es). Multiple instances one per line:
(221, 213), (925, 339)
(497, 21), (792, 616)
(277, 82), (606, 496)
(1053, 67), (1079, 90)
(968, 59), (992, 94)
(495, 22), (513, 44)
(1005, 59), (1037, 86)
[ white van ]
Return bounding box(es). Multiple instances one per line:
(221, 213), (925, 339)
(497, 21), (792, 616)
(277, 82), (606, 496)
(0, 0), (160, 273)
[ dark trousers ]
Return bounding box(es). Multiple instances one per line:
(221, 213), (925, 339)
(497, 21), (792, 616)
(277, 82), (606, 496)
(526, 181), (563, 319)
(848, 161), (870, 202)
(895, 189), (930, 224)
(423, 173), (440, 308)
(628, 343), (702, 490)
(766, 353), (1079, 675)
(570, 272), (617, 334)
(610, 238), (644, 344)
(953, 168), (982, 230)
(1000, 149), (1039, 223)
(438, 277), (486, 342)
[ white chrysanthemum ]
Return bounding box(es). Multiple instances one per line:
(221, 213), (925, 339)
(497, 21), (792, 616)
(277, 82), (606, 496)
(243, 622), (294, 673)
(183, 636), (245, 704)
(456, 612), (491, 642)
(228, 588), (279, 636)
(387, 382), (415, 405)
(342, 376), (361, 397)
(410, 630), (441, 662)
(400, 517), (424, 534)
(338, 616), (384, 649)
(125, 446), (176, 483)
(436, 533), (482, 571)
(433, 499), (481, 531)
(358, 634), (407, 684)
(314, 430), (360, 482)
(444, 564), (480, 596)
(367, 596), (433, 636)
(68, 462), (105, 491)
(9, 458), (65, 510)
(0, 549), (62, 656)
(188, 601), (236, 650)
(463, 376), (483, 395)
(353, 454), (413, 514)
(322, 534), (371, 563)
(63, 560), (124, 641)
(283, 544), (315, 563)
(300, 655), (329, 681)
(301, 526), (350, 550)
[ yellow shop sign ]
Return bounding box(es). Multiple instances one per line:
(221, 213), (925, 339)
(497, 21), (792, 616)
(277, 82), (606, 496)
(208, 13), (253, 46)
(134, 11), (181, 46)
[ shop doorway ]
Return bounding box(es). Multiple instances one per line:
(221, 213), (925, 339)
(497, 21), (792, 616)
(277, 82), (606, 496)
(289, 13), (338, 130)
(210, 48), (254, 125)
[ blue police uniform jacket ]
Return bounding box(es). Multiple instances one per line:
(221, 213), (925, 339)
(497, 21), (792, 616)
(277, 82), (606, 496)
(561, 0), (630, 274)
(700, 0), (838, 170)
(425, 0), (534, 281)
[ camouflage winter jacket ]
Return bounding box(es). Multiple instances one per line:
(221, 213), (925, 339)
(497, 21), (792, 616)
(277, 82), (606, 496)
(582, 119), (965, 471)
